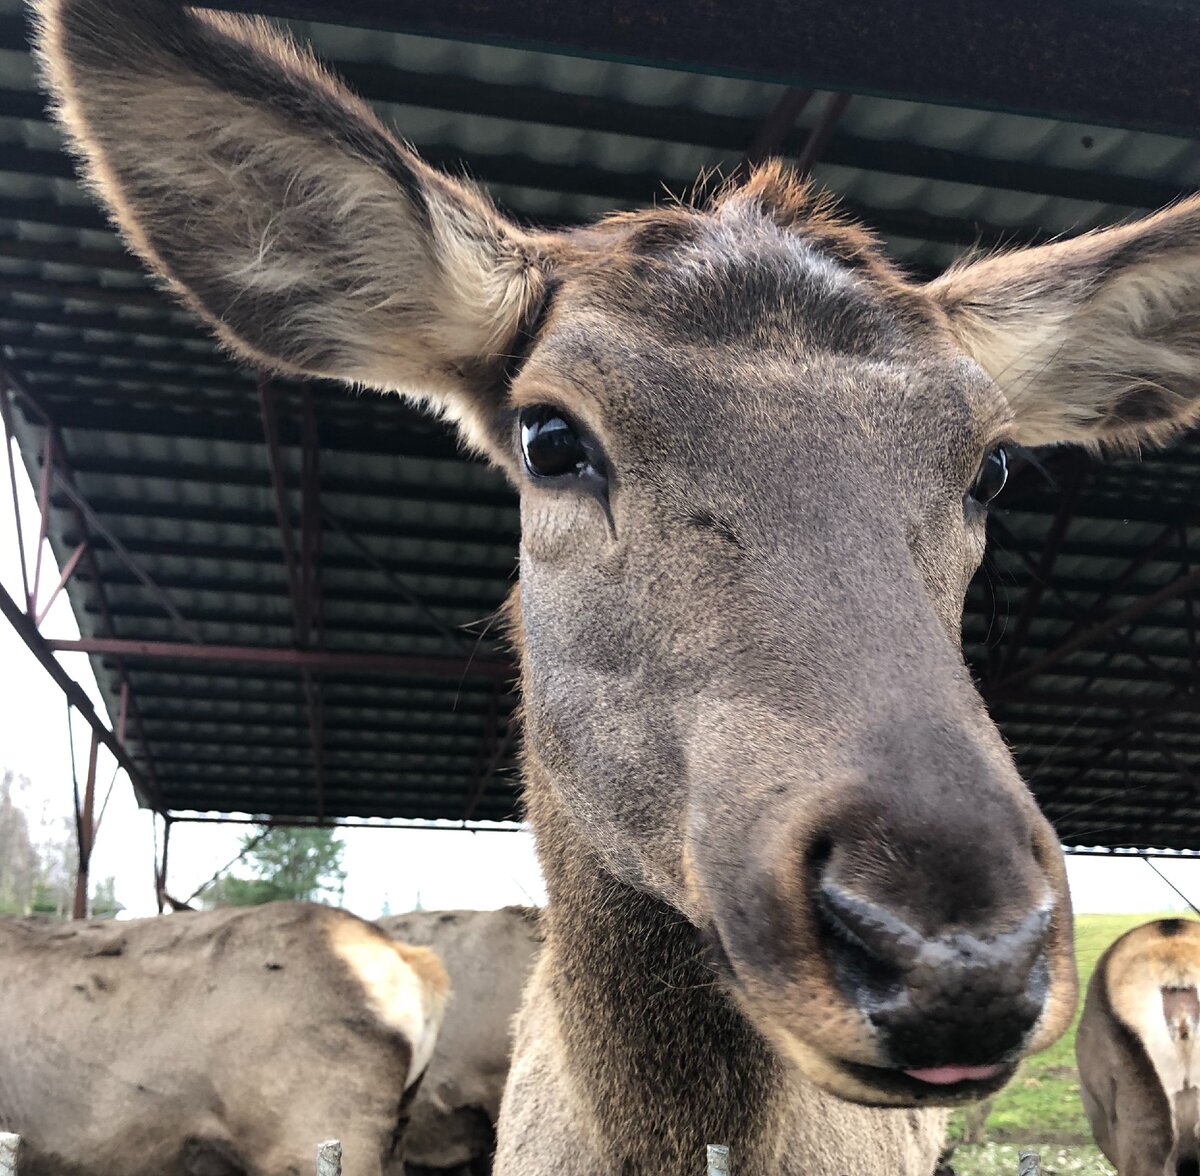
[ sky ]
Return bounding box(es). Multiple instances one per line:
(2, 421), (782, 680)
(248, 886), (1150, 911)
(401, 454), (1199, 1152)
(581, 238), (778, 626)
(1, 435), (1200, 922)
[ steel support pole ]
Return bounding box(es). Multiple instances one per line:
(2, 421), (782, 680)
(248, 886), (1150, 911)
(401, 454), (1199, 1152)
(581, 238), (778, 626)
(0, 579), (151, 800)
(4, 365), (165, 806)
(0, 383), (31, 609)
(72, 728), (99, 920)
(739, 87), (814, 175)
(995, 466), (1085, 680)
(794, 92), (852, 176)
(34, 539), (87, 626)
(43, 635), (513, 678)
(987, 562), (1200, 699)
(155, 816), (172, 914)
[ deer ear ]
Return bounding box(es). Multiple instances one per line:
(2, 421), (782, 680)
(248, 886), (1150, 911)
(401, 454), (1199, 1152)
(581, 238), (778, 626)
(928, 198), (1200, 450)
(32, 0), (544, 457)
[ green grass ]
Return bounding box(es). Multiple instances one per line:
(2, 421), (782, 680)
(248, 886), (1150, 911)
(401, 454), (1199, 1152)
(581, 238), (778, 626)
(948, 913), (1181, 1148)
(950, 1143), (1113, 1175)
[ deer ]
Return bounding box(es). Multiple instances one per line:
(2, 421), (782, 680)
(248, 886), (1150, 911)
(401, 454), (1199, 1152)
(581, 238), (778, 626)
(0, 902), (448, 1176)
(1077, 918), (1200, 1176)
(31, 0), (1200, 1170)
(379, 907), (542, 1175)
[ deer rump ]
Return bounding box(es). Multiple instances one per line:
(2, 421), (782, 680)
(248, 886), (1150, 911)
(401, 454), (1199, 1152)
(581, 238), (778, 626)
(377, 908), (541, 1174)
(1078, 919), (1200, 1176)
(0, 903), (447, 1176)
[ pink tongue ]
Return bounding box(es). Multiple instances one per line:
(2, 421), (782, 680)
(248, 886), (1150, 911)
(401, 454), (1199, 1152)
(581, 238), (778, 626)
(904, 1063), (1006, 1086)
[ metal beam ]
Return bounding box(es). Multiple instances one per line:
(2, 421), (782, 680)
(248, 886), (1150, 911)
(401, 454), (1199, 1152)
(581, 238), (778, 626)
(0, 580), (151, 801)
(993, 465), (1085, 680)
(43, 636), (513, 678)
(740, 87), (814, 175)
(0, 384), (31, 609)
(72, 729), (99, 920)
(34, 540), (87, 627)
(794, 93), (851, 177)
(987, 563), (1200, 699)
(167, 813), (523, 830)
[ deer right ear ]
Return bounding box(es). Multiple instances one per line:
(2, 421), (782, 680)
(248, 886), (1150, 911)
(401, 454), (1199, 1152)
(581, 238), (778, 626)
(33, 0), (545, 458)
(928, 197), (1200, 452)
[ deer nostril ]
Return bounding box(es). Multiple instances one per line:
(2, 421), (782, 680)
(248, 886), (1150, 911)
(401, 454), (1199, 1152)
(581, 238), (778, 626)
(817, 871), (1055, 1069)
(816, 882), (910, 1008)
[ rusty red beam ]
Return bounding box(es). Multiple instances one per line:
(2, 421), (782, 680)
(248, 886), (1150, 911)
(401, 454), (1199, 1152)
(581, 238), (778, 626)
(1183, 525), (1198, 676)
(34, 539), (87, 627)
(72, 728), (99, 919)
(30, 430), (53, 612)
(298, 389), (326, 821)
(987, 561), (1200, 700)
(995, 465), (1085, 680)
(3, 366), (165, 808)
(0, 579), (151, 802)
(258, 378), (304, 634)
(463, 710), (520, 822)
(262, 379), (328, 817)
(740, 86), (814, 174)
(44, 635), (514, 678)
(116, 679), (129, 746)
(300, 385), (322, 647)
(0, 382), (32, 608)
(51, 468), (200, 642)
(168, 813), (525, 829)
(794, 92), (852, 177)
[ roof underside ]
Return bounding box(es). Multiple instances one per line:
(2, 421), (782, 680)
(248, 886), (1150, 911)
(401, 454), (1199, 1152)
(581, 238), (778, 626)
(2, 0), (1200, 846)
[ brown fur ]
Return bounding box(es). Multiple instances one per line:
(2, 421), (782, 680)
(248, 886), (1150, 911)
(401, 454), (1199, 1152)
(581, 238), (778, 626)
(32, 2), (1200, 1171)
(0, 902), (448, 1176)
(378, 907), (541, 1171)
(1078, 919), (1200, 1176)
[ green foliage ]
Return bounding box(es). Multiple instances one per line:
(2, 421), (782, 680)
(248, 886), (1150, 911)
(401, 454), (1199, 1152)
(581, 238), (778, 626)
(0, 767), (77, 917)
(91, 875), (121, 918)
(949, 912), (1182, 1150)
(206, 825), (346, 908)
(951, 1143), (1113, 1175)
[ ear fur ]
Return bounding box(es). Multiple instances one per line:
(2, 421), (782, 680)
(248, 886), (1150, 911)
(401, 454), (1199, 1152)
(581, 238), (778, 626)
(928, 196), (1200, 450)
(32, 0), (544, 455)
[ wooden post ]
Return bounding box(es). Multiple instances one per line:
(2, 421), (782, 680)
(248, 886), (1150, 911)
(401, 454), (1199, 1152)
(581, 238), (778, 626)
(706, 1144), (730, 1175)
(316, 1139), (342, 1175)
(1018, 1151), (1041, 1176)
(0, 1132), (19, 1176)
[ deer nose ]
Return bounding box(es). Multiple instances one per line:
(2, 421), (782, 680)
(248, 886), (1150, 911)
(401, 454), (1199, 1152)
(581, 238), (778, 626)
(817, 877), (1052, 1072)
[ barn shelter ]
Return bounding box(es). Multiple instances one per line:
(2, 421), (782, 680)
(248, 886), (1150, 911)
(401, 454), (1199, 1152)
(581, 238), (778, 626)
(3, 0), (1200, 914)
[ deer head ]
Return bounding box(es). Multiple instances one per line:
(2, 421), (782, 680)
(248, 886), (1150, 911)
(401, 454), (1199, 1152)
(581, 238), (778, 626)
(35, 0), (1200, 1106)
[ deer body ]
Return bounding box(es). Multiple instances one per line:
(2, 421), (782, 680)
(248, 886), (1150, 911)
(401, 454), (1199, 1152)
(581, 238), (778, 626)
(33, 2), (1200, 1171)
(1078, 919), (1200, 1176)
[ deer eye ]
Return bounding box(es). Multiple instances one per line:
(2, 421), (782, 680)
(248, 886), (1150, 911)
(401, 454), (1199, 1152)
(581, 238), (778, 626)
(519, 406), (602, 482)
(969, 446), (1009, 506)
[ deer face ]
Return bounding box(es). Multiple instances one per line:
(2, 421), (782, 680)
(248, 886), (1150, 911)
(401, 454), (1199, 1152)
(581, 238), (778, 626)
(36, 0), (1200, 1106)
(511, 204), (1071, 1103)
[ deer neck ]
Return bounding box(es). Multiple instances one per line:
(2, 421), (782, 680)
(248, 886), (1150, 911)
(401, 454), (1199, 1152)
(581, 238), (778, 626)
(525, 770), (784, 1174)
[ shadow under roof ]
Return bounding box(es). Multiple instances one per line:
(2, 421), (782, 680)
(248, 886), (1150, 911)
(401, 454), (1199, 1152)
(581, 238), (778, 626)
(2, 0), (1200, 847)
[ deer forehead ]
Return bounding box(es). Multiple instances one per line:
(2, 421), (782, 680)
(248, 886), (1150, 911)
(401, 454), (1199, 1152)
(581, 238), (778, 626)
(518, 222), (1008, 466)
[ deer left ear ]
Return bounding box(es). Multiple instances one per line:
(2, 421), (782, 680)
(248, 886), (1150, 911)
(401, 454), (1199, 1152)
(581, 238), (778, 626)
(928, 197), (1200, 450)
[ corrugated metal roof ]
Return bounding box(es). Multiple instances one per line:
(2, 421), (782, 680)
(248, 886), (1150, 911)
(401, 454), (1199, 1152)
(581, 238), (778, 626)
(2, 0), (1200, 844)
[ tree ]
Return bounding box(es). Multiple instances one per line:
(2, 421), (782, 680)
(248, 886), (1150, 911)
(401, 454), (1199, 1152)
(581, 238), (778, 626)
(0, 770), (39, 914)
(91, 876), (121, 919)
(0, 769), (77, 918)
(205, 826), (346, 908)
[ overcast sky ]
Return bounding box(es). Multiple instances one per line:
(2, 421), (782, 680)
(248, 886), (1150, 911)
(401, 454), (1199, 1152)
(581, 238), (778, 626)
(2, 435), (1199, 922)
